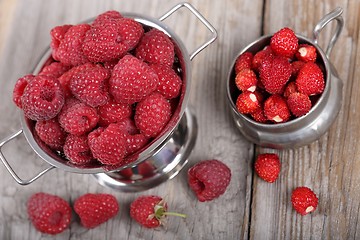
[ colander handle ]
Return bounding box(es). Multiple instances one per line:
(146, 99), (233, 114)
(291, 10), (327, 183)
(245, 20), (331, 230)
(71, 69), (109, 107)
(0, 129), (55, 185)
(313, 7), (344, 58)
(159, 2), (218, 60)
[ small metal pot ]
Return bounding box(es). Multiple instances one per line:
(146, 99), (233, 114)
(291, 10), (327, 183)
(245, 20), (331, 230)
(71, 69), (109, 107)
(0, 2), (217, 191)
(226, 8), (344, 149)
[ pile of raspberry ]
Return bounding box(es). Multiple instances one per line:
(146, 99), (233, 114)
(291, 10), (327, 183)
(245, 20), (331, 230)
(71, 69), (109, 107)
(12, 10), (183, 167)
(233, 27), (325, 123)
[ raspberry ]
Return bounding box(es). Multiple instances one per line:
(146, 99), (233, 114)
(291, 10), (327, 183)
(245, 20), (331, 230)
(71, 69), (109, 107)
(13, 74), (35, 108)
(27, 192), (71, 235)
(264, 95), (290, 123)
(259, 55), (292, 94)
(150, 63), (182, 99)
(254, 153), (281, 183)
(74, 193), (119, 229)
(188, 159), (231, 202)
(69, 63), (110, 107)
(250, 108), (268, 123)
(130, 195), (186, 228)
(35, 118), (67, 151)
(296, 62), (325, 96)
(116, 118), (149, 154)
(52, 24), (90, 66)
(235, 91), (262, 114)
(82, 17), (143, 62)
(234, 52), (253, 74)
(134, 92), (171, 138)
(287, 92), (312, 117)
(50, 24), (73, 59)
(58, 99), (99, 135)
(235, 68), (257, 92)
(88, 123), (127, 165)
(295, 44), (317, 62)
(252, 46), (273, 71)
(291, 60), (306, 77)
(21, 75), (65, 121)
(291, 187), (318, 215)
(283, 81), (298, 98)
(109, 55), (159, 104)
(270, 27), (298, 58)
(135, 29), (175, 66)
(63, 134), (94, 165)
(39, 62), (71, 78)
(98, 99), (132, 126)
(92, 10), (123, 26)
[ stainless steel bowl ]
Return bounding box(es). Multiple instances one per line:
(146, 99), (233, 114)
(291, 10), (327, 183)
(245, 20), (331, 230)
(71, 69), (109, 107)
(226, 8), (344, 149)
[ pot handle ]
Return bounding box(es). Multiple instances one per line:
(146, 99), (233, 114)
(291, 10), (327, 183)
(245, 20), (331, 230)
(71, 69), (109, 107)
(159, 2), (217, 60)
(0, 129), (55, 185)
(312, 7), (344, 58)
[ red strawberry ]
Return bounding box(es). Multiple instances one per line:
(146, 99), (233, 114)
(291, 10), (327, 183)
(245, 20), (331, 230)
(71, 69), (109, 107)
(254, 153), (281, 183)
(188, 159), (231, 202)
(150, 63), (182, 99)
(27, 192), (71, 235)
(287, 92), (312, 117)
(296, 62), (325, 96)
(63, 134), (94, 165)
(35, 118), (67, 151)
(252, 46), (273, 71)
(291, 60), (306, 77)
(283, 81), (298, 98)
(13, 74), (35, 108)
(135, 29), (175, 66)
(109, 55), (159, 104)
(259, 55), (292, 94)
(270, 27), (298, 58)
(291, 187), (318, 215)
(235, 68), (258, 92)
(130, 195), (186, 228)
(296, 44), (317, 62)
(234, 52), (253, 74)
(250, 108), (268, 123)
(264, 95), (290, 123)
(74, 193), (119, 228)
(236, 91), (262, 114)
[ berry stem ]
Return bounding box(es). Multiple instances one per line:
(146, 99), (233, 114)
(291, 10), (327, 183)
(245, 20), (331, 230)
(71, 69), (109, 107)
(162, 212), (187, 218)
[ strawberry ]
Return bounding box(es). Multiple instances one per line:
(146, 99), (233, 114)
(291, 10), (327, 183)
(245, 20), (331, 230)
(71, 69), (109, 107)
(291, 187), (318, 215)
(296, 62), (325, 96)
(283, 81), (298, 98)
(254, 153), (281, 183)
(250, 108), (268, 123)
(74, 193), (119, 228)
(252, 46), (273, 71)
(270, 27), (298, 58)
(234, 52), (253, 74)
(235, 68), (258, 92)
(295, 44), (317, 62)
(130, 195), (186, 228)
(291, 60), (306, 77)
(27, 192), (71, 235)
(259, 55), (292, 94)
(236, 91), (262, 114)
(188, 159), (231, 202)
(264, 95), (291, 123)
(287, 92), (312, 117)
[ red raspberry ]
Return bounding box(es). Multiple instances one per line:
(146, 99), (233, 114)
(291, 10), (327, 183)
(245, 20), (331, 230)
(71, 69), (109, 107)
(98, 99), (132, 126)
(296, 62), (325, 96)
(92, 10), (123, 26)
(88, 123), (127, 165)
(287, 92), (312, 117)
(252, 46), (273, 71)
(295, 44), (317, 62)
(35, 118), (67, 151)
(74, 193), (119, 229)
(134, 92), (171, 138)
(234, 52), (253, 74)
(235, 68), (258, 92)
(21, 75), (65, 121)
(188, 159), (231, 202)
(135, 29), (175, 66)
(264, 95), (290, 123)
(254, 153), (281, 183)
(50, 24), (73, 59)
(52, 24), (90, 66)
(58, 99), (99, 135)
(150, 64), (182, 99)
(63, 134), (94, 165)
(283, 81), (298, 98)
(70, 63), (110, 107)
(250, 108), (268, 123)
(130, 195), (186, 228)
(291, 60), (306, 77)
(236, 91), (262, 114)
(13, 74), (35, 108)
(259, 55), (292, 94)
(39, 62), (71, 78)
(270, 27), (298, 58)
(291, 187), (318, 215)
(109, 55), (159, 104)
(82, 17), (143, 62)
(27, 192), (71, 235)
(116, 118), (149, 154)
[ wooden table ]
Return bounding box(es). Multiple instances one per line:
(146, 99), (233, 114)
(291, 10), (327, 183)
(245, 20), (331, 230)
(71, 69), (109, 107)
(0, 0), (359, 239)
